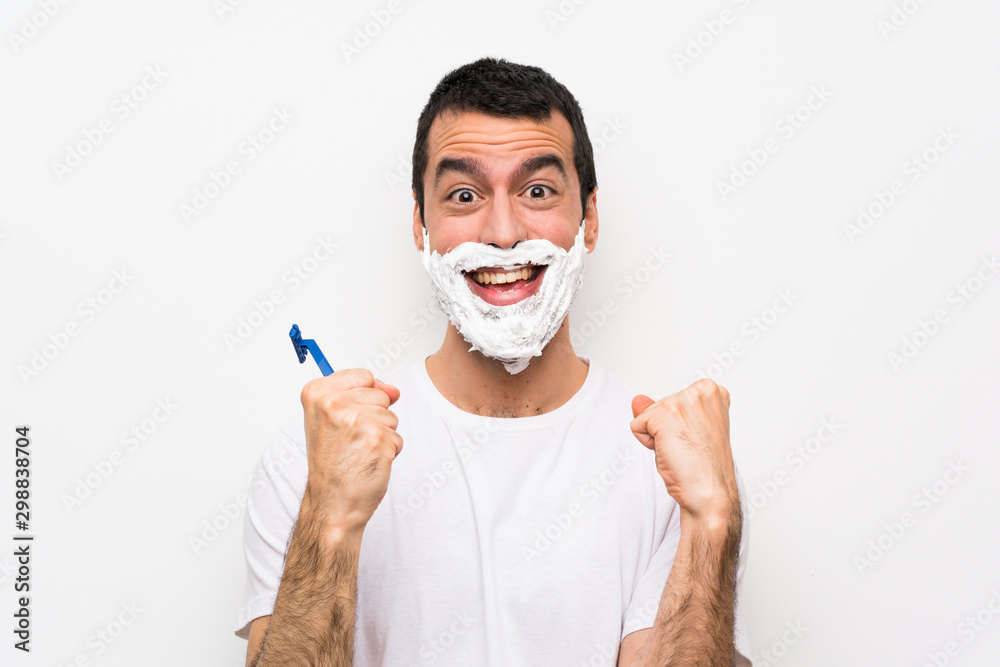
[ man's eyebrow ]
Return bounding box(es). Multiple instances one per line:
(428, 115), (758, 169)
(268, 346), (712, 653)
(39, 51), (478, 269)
(512, 154), (568, 185)
(433, 157), (486, 190)
(433, 154), (570, 191)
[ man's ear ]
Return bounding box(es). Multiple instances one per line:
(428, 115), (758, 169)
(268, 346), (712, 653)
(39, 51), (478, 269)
(584, 187), (599, 253)
(412, 194), (424, 252)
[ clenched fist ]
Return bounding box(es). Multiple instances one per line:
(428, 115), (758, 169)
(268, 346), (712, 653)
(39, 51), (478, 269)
(299, 368), (403, 534)
(630, 378), (738, 525)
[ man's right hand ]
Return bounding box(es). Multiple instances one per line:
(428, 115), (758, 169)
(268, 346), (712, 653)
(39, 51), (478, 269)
(299, 368), (402, 534)
(248, 369), (400, 666)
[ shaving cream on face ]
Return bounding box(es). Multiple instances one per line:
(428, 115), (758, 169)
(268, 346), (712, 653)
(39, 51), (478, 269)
(421, 223), (588, 374)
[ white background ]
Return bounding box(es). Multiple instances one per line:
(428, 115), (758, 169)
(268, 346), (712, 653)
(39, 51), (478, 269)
(2, 0), (999, 665)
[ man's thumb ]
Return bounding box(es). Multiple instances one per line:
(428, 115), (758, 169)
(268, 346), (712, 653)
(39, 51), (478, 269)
(631, 394), (655, 418)
(374, 379), (400, 405)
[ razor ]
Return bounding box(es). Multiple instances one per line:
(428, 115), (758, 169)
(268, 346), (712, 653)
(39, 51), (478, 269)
(288, 324), (334, 376)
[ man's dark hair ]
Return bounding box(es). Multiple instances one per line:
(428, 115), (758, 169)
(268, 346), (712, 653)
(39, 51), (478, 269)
(411, 57), (597, 225)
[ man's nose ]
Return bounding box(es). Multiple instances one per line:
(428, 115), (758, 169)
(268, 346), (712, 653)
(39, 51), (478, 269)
(479, 197), (525, 249)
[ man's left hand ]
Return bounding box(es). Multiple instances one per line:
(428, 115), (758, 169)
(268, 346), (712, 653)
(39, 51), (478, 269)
(630, 379), (739, 525)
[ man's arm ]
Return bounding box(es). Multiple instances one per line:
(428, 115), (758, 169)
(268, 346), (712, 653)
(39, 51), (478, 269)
(623, 378), (742, 666)
(620, 509), (741, 666)
(246, 369), (403, 667)
(248, 494), (364, 666)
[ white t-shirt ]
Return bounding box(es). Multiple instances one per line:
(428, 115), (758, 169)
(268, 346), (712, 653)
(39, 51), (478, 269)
(236, 357), (753, 666)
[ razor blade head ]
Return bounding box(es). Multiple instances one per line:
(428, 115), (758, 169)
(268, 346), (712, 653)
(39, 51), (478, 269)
(289, 324), (308, 363)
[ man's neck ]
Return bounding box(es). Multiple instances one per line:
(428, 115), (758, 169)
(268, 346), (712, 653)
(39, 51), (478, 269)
(425, 321), (589, 418)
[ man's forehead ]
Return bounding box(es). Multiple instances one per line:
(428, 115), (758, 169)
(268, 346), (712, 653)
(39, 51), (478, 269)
(426, 110), (575, 167)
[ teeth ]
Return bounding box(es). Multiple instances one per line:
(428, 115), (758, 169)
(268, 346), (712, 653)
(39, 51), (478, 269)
(471, 266), (539, 285)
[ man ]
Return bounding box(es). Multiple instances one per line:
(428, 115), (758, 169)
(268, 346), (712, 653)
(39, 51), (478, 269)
(236, 58), (753, 666)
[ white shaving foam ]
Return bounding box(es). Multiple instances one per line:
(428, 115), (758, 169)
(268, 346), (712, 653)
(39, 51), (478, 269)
(421, 223), (588, 374)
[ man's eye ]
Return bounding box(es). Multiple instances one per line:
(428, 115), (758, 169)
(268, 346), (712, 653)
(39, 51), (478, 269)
(526, 185), (552, 198)
(451, 189), (476, 203)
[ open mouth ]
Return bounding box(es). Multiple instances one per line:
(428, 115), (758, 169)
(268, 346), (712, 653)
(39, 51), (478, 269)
(464, 264), (546, 307)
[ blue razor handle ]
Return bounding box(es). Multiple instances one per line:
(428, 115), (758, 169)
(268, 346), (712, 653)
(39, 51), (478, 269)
(289, 324), (334, 376)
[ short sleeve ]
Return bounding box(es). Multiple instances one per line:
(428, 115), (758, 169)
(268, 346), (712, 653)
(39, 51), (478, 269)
(621, 467), (753, 666)
(234, 422), (309, 639)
